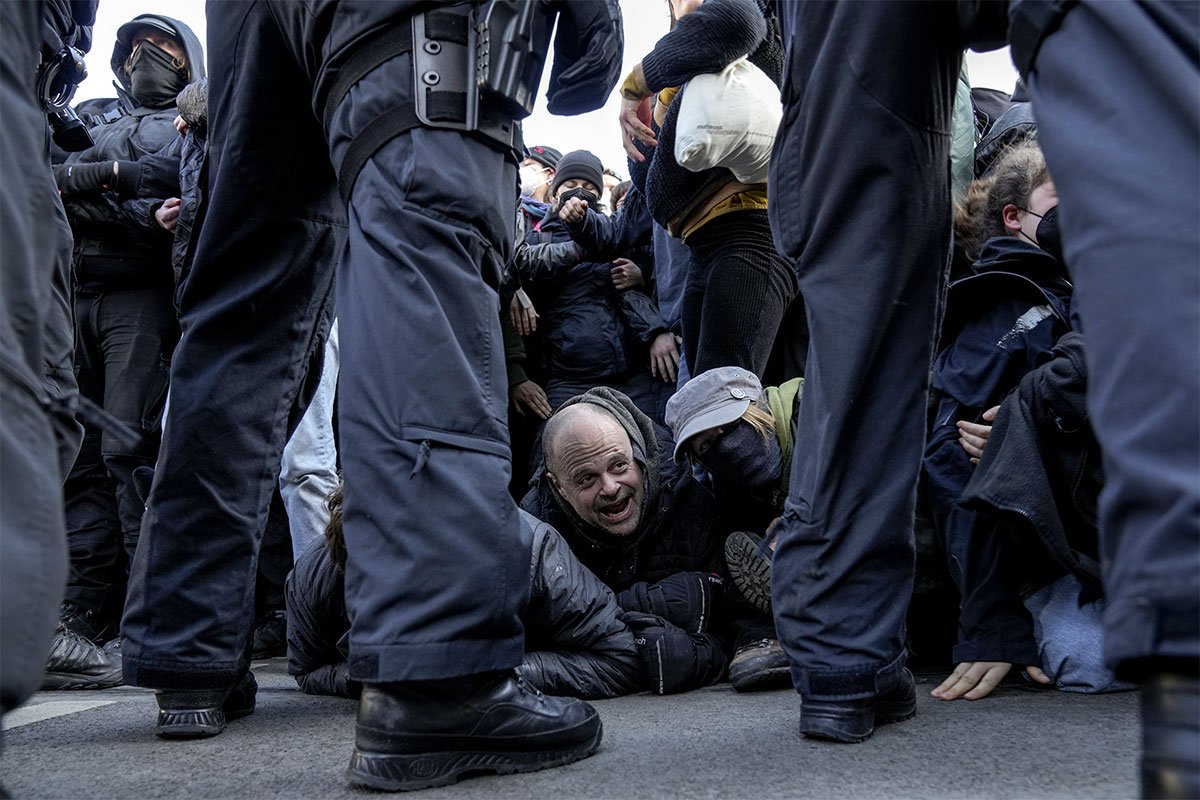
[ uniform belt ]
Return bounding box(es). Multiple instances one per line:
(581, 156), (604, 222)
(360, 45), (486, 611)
(322, 12), (520, 204)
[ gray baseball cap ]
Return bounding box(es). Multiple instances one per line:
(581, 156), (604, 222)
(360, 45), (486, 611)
(664, 366), (765, 463)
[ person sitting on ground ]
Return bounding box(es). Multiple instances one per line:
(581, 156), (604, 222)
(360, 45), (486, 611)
(522, 388), (741, 692)
(286, 484), (644, 700)
(947, 331), (1134, 699)
(924, 140), (1082, 701)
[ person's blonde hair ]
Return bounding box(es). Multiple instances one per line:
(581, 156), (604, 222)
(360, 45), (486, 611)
(953, 139), (1050, 263)
(741, 401), (775, 442)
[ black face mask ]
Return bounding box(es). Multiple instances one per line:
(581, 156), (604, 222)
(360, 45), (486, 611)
(1019, 204), (1063, 264)
(696, 421), (783, 493)
(556, 187), (600, 211)
(127, 41), (188, 109)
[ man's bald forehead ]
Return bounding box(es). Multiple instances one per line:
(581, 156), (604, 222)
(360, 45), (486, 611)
(544, 403), (627, 473)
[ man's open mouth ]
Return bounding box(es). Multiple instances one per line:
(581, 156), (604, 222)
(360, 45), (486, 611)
(598, 495), (633, 524)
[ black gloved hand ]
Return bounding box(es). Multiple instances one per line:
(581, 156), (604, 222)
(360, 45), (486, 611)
(622, 611), (729, 695)
(53, 161), (115, 196)
(616, 572), (725, 634)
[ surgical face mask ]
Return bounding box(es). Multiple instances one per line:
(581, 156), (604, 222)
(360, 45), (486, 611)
(126, 41), (188, 109)
(1018, 204), (1063, 264)
(520, 165), (550, 197)
(556, 187), (599, 210)
(696, 421), (783, 493)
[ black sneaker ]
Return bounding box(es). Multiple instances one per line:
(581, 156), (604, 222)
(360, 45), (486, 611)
(42, 623), (123, 690)
(725, 532), (773, 615)
(348, 671), (602, 791)
(59, 601), (112, 644)
(728, 639), (792, 692)
(251, 611), (287, 659)
(799, 668), (917, 743)
(156, 671), (258, 740)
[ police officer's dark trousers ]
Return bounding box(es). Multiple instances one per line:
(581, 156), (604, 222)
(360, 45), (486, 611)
(0, 0), (71, 712)
(767, 2), (962, 700)
(121, 1), (529, 690)
(1016, 0), (1199, 675)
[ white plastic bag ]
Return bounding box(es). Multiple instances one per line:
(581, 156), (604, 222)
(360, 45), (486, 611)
(673, 57), (782, 184)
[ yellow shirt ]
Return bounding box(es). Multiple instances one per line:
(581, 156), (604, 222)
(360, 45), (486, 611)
(654, 86), (769, 239)
(681, 189), (769, 240)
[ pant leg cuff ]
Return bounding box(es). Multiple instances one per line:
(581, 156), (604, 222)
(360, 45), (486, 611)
(794, 650), (908, 700)
(350, 635), (525, 682)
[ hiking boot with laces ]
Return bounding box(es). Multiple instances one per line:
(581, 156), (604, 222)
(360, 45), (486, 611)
(728, 638), (792, 692)
(725, 531), (773, 615)
(42, 623), (123, 690)
(348, 670), (602, 791)
(58, 601), (112, 644)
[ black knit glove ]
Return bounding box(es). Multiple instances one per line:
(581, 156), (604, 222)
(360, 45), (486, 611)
(623, 611), (729, 695)
(53, 161), (115, 195)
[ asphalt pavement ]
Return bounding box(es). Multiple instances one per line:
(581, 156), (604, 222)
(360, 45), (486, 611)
(2, 659), (1139, 799)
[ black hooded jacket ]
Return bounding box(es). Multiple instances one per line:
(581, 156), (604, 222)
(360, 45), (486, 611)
(61, 14), (204, 291)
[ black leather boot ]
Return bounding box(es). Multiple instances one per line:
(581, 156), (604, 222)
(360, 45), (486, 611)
(348, 671), (602, 791)
(799, 668), (917, 743)
(155, 670), (257, 739)
(1141, 667), (1200, 799)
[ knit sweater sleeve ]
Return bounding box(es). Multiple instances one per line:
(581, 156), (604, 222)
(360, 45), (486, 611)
(639, 0), (767, 92)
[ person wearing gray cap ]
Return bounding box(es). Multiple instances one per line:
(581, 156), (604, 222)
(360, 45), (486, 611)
(665, 366), (804, 690)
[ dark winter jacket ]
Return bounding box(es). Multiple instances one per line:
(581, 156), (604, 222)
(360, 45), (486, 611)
(285, 510), (643, 700)
(962, 332), (1103, 595)
(520, 388), (729, 691)
(518, 210), (667, 382)
(61, 14), (204, 292)
(629, 0), (781, 233)
(563, 187), (661, 326)
(170, 125), (206, 292)
(924, 236), (1073, 664)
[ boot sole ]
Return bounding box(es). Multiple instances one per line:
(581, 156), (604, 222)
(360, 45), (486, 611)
(729, 664), (792, 693)
(156, 702), (254, 740)
(41, 671), (122, 691)
(347, 722), (603, 792)
(725, 533), (773, 615)
(800, 698), (917, 744)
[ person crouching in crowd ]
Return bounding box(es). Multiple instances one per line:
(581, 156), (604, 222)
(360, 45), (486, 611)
(664, 367), (802, 689)
(524, 387), (785, 692)
(925, 140), (1131, 702)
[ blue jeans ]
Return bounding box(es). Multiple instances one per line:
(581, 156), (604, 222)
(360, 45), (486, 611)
(280, 318), (339, 560)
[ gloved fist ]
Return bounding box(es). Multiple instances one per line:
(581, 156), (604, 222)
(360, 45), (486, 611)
(616, 572), (725, 634)
(622, 611), (728, 695)
(53, 161), (115, 196)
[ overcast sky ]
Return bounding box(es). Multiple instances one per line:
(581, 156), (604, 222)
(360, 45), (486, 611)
(79, 1), (1021, 178)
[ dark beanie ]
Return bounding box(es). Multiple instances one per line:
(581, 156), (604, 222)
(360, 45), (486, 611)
(550, 150), (604, 195)
(524, 145), (562, 171)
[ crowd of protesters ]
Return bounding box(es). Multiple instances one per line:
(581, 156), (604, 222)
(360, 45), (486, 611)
(1, 0), (1196, 796)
